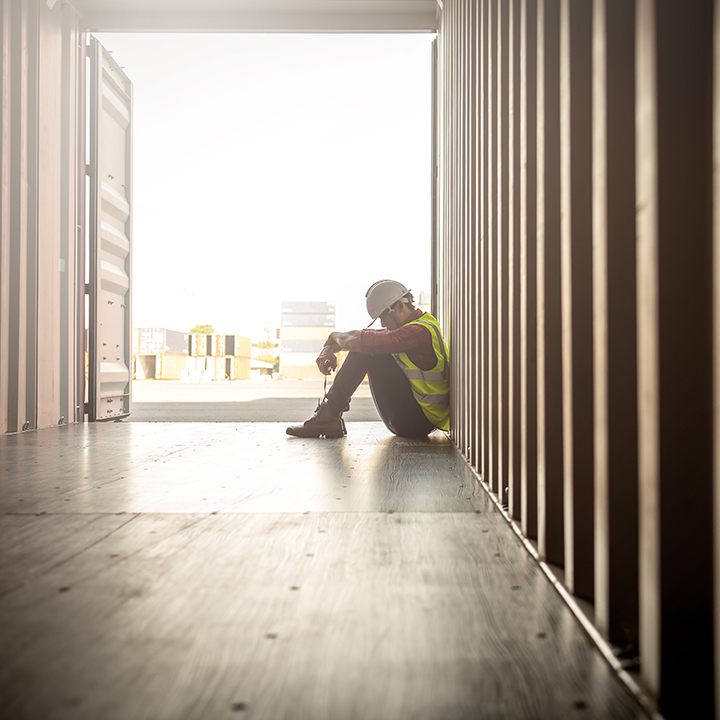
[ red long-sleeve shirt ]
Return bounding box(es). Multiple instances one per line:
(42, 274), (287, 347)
(360, 309), (437, 371)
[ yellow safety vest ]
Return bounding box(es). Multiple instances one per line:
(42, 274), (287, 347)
(393, 313), (450, 431)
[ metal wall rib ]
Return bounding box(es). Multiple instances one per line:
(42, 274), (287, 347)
(0, 0), (84, 434)
(436, 0), (717, 716)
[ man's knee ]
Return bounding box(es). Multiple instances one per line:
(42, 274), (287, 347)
(341, 350), (371, 368)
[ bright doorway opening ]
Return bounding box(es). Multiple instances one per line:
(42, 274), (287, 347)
(93, 33), (434, 421)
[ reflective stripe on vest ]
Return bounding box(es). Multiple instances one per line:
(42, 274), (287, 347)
(403, 369), (446, 383)
(392, 313), (450, 431)
(411, 390), (450, 405)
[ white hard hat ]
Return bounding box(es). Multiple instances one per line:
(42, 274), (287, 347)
(365, 279), (410, 320)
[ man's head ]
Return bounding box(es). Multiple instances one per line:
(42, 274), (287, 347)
(365, 279), (416, 329)
(379, 297), (415, 329)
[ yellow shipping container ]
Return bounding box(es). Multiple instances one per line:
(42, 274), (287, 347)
(210, 355), (252, 380)
(214, 334), (226, 357)
(182, 333), (252, 379)
(157, 354), (190, 380)
(188, 333), (251, 358)
(196, 334), (207, 357)
(235, 356), (250, 379)
(234, 335), (252, 357)
(134, 354), (189, 380)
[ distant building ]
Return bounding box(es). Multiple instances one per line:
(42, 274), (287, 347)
(133, 328), (251, 381)
(279, 301), (335, 380)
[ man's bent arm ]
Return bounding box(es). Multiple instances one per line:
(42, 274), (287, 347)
(324, 330), (363, 353)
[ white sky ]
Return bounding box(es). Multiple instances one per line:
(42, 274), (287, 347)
(96, 32), (435, 341)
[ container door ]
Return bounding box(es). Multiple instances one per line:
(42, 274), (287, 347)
(87, 36), (133, 421)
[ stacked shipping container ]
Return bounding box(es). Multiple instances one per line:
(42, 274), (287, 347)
(188, 332), (251, 381)
(279, 302), (335, 379)
(134, 328), (251, 380)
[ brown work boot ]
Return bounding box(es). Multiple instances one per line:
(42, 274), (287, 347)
(286, 401), (346, 438)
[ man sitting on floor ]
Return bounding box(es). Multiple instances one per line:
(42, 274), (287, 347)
(286, 279), (450, 439)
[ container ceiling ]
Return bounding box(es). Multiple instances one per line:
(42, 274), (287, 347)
(70, 0), (441, 33)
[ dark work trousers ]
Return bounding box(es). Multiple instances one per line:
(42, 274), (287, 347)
(324, 352), (437, 439)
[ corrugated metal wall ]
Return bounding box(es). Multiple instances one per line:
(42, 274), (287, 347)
(0, 0), (84, 434)
(436, 0), (717, 717)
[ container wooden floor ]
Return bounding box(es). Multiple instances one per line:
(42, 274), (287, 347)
(0, 422), (646, 720)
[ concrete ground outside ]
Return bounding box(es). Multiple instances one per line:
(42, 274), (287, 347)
(129, 379), (380, 423)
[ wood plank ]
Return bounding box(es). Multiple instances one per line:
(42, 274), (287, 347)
(520, 0), (539, 542)
(560, 0), (594, 601)
(592, 0), (639, 649)
(0, 421), (646, 719)
(635, 1), (715, 714)
(0, 512), (135, 597)
(536, 0), (565, 566)
(0, 510), (644, 720)
(0, 423), (485, 514)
